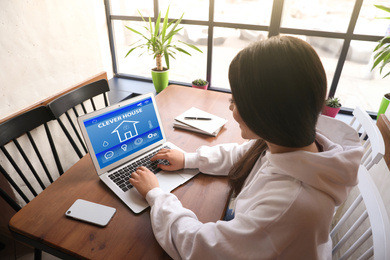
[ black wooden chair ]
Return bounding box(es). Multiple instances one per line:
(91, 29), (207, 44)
(47, 79), (110, 160)
(0, 106), (64, 260)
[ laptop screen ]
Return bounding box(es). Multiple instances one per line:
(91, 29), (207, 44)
(81, 96), (164, 170)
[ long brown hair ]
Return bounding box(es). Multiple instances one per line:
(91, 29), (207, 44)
(229, 139), (267, 196)
(228, 36), (327, 196)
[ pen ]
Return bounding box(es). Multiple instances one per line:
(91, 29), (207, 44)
(184, 117), (212, 120)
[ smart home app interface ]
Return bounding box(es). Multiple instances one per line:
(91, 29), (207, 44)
(82, 97), (163, 169)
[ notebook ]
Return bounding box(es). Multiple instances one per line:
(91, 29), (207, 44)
(174, 107), (227, 136)
(77, 93), (199, 214)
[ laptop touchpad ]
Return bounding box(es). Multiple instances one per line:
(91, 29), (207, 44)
(156, 173), (185, 192)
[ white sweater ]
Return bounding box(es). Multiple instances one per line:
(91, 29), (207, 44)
(145, 116), (364, 260)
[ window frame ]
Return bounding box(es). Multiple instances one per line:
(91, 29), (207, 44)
(104, 0), (383, 118)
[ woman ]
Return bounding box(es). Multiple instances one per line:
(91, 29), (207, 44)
(129, 36), (364, 259)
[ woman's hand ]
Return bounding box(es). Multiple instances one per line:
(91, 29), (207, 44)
(129, 149), (185, 198)
(129, 166), (159, 198)
(151, 149), (185, 171)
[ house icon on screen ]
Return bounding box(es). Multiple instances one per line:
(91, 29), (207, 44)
(112, 120), (139, 143)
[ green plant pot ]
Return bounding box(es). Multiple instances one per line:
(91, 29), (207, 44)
(151, 69), (169, 93)
(378, 93), (390, 116)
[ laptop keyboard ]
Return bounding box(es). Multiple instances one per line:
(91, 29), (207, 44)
(108, 146), (170, 192)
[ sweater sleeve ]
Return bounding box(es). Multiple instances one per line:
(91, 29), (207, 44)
(145, 187), (273, 260)
(145, 180), (298, 260)
(184, 141), (254, 176)
(144, 141), (287, 260)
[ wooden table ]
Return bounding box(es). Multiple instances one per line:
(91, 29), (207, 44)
(9, 85), (245, 259)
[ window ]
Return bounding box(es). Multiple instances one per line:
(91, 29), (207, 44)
(105, 0), (390, 115)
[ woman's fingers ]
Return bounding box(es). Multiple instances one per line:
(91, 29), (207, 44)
(129, 166), (159, 198)
(150, 149), (185, 171)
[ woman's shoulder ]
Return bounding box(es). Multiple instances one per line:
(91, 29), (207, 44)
(238, 172), (332, 226)
(316, 115), (361, 147)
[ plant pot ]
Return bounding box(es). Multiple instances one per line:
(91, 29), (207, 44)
(322, 106), (341, 118)
(192, 83), (209, 90)
(378, 93), (390, 116)
(151, 68), (169, 93)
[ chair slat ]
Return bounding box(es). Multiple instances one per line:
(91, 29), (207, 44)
(361, 147), (371, 167)
(43, 123), (63, 175)
(0, 187), (21, 212)
(56, 117), (83, 159)
(1, 145), (39, 197)
(90, 97), (97, 111)
(332, 166), (390, 260)
(64, 111), (87, 153)
(72, 107), (80, 118)
(340, 228), (372, 260)
(81, 102), (87, 115)
(27, 132), (54, 183)
(331, 194), (363, 237)
(0, 164), (30, 205)
(349, 106), (385, 170)
(47, 79), (110, 161)
(333, 210), (368, 255)
(358, 246), (374, 260)
(13, 138), (46, 190)
(103, 93), (109, 107)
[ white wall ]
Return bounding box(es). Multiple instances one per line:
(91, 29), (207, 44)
(0, 0), (113, 120)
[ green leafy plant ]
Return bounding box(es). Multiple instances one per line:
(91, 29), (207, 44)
(192, 78), (208, 86)
(372, 5), (390, 78)
(325, 97), (342, 108)
(124, 7), (202, 71)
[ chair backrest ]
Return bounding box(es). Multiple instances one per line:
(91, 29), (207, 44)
(331, 165), (390, 260)
(0, 106), (62, 208)
(349, 106), (385, 170)
(0, 73), (108, 260)
(47, 79), (110, 159)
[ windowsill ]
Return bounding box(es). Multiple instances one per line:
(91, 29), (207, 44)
(108, 77), (355, 125)
(108, 77), (156, 104)
(334, 112), (354, 125)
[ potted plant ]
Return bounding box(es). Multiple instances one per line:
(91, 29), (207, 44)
(372, 5), (390, 115)
(124, 7), (203, 93)
(192, 78), (209, 90)
(322, 97), (342, 118)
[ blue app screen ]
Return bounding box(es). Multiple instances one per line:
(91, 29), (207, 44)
(82, 97), (163, 169)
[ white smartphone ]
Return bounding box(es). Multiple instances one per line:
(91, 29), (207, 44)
(65, 199), (116, 227)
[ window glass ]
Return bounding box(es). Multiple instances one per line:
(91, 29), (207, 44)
(212, 32), (338, 92)
(114, 20), (153, 78)
(164, 25), (208, 83)
(115, 20), (207, 83)
(281, 0), (355, 33)
(159, 0), (209, 21)
(335, 40), (390, 113)
(212, 28), (267, 90)
(354, 0), (390, 36)
(110, 0), (153, 17)
(214, 0), (273, 26)
(303, 35), (340, 92)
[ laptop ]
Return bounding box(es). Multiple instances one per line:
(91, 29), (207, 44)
(77, 93), (199, 213)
